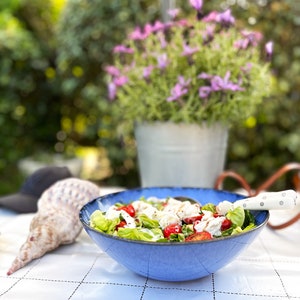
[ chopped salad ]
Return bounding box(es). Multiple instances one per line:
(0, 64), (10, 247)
(89, 197), (256, 242)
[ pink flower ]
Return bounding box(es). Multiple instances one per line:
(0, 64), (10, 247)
(181, 42), (199, 56)
(129, 27), (146, 40)
(157, 53), (169, 70)
(167, 83), (188, 102)
(240, 30), (263, 47)
(113, 45), (134, 54)
(114, 75), (128, 87)
(265, 41), (273, 59)
(202, 11), (218, 22)
(176, 19), (190, 27)
(157, 32), (167, 49)
(202, 24), (215, 42)
(108, 82), (117, 100)
(199, 86), (211, 98)
(144, 23), (153, 37)
(178, 76), (191, 87)
(167, 76), (191, 102)
(216, 9), (235, 27)
(198, 72), (213, 80)
(210, 72), (244, 91)
(168, 8), (180, 19)
(234, 39), (250, 50)
(143, 65), (154, 79)
(198, 72), (244, 96)
(241, 63), (253, 73)
(105, 66), (121, 77)
(152, 20), (165, 32)
(189, 0), (203, 11)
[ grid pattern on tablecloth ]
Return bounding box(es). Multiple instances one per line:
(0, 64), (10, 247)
(1, 208), (300, 300)
(1, 234), (300, 300)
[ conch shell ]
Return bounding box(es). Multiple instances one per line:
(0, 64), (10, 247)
(7, 178), (101, 275)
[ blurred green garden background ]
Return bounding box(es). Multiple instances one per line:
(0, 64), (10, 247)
(0, 0), (300, 194)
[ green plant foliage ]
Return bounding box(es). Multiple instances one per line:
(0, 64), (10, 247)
(0, 0), (299, 193)
(207, 0), (300, 190)
(0, 0), (63, 193)
(55, 0), (159, 186)
(107, 13), (271, 127)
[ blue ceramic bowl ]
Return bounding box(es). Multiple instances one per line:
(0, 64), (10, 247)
(79, 187), (269, 282)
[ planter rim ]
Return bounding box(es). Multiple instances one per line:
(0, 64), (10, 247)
(134, 121), (229, 130)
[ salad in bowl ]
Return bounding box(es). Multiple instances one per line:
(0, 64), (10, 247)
(89, 196), (256, 243)
(79, 187), (268, 281)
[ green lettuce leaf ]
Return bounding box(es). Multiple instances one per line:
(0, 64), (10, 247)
(90, 210), (120, 234)
(243, 209), (255, 229)
(201, 203), (216, 213)
(117, 227), (162, 242)
(242, 223), (256, 232)
(169, 233), (185, 242)
(138, 214), (160, 229)
(230, 223), (256, 236)
(226, 206), (245, 227)
(182, 224), (194, 237)
(220, 226), (235, 237)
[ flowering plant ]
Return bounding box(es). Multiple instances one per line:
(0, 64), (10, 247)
(105, 0), (272, 126)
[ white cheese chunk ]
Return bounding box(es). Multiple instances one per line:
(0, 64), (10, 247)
(205, 216), (225, 236)
(217, 200), (234, 215)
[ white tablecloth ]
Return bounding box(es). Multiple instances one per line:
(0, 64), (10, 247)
(1, 188), (300, 300)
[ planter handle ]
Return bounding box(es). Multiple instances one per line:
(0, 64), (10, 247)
(214, 162), (300, 230)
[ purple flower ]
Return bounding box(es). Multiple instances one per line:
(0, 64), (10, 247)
(108, 82), (117, 100)
(105, 66), (121, 77)
(167, 83), (188, 102)
(181, 42), (199, 56)
(202, 24), (215, 42)
(167, 76), (191, 102)
(198, 72), (213, 80)
(113, 45), (134, 54)
(152, 20), (165, 32)
(199, 86), (211, 98)
(216, 9), (235, 27)
(129, 27), (146, 40)
(157, 32), (167, 48)
(202, 11), (218, 22)
(211, 75), (226, 91)
(241, 63), (253, 73)
(157, 53), (169, 70)
(168, 8), (180, 19)
(234, 39), (249, 50)
(178, 76), (191, 87)
(211, 72), (244, 91)
(143, 65), (154, 79)
(240, 30), (263, 47)
(265, 41), (273, 59)
(114, 75), (128, 87)
(176, 19), (189, 27)
(189, 0), (203, 11)
(144, 23), (154, 37)
(199, 72), (244, 93)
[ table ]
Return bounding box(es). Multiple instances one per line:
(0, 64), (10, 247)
(1, 188), (300, 300)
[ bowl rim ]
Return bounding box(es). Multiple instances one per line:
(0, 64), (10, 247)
(79, 187), (270, 246)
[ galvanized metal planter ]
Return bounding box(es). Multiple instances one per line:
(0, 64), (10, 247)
(134, 122), (228, 188)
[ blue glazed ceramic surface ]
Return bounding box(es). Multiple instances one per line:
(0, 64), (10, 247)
(79, 187), (269, 282)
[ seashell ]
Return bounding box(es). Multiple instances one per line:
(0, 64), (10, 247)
(7, 178), (101, 275)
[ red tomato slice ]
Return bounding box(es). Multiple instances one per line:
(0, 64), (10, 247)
(117, 204), (136, 217)
(221, 218), (232, 231)
(185, 231), (212, 242)
(183, 215), (203, 224)
(116, 220), (127, 230)
(163, 224), (182, 239)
